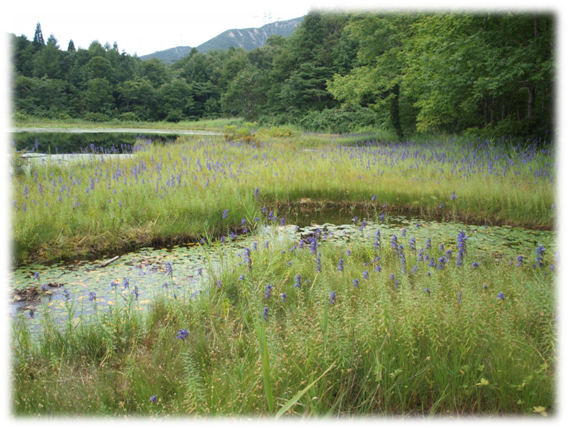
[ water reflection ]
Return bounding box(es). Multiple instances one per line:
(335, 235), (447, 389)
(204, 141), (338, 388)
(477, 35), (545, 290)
(12, 131), (181, 154)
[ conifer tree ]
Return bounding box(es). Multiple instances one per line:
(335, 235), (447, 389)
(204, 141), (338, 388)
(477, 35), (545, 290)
(33, 22), (45, 46)
(67, 39), (76, 52)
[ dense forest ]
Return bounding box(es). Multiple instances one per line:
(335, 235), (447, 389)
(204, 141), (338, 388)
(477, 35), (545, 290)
(11, 11), (554, 139)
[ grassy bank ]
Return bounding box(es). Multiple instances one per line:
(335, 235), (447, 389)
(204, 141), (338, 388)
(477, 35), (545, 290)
(11, 134), (555, 266)
(12, 116), (249, 132)
(12, 225), (556, 416)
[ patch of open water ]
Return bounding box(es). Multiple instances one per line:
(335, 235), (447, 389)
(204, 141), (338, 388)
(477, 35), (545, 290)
(11, 213), (555, 332)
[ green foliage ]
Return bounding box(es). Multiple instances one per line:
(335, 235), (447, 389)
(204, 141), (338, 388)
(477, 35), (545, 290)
(11, 12), (554, 140)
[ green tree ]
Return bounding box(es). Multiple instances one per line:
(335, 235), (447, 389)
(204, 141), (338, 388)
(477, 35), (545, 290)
(328, 13), (419, 139)
(84, 78), (115, 115)
(222, 65), (267, 120)
(32, 22), (45, 48)
(157, 80), (194, 122)
(403, 12), (553, 136)
(85, 56), (114, 80)
(141, 58), (171, 88)
(33, 34), (62, 79)
(12, 35), (35, 77)
(117, 79), (157, 120)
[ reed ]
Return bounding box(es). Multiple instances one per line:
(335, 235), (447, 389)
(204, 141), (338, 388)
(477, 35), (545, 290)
(12, 221), (556, 417)
(11, 134), (554, 266)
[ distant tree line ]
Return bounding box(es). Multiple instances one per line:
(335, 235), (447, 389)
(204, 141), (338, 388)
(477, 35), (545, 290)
(12, 12), (553, 138)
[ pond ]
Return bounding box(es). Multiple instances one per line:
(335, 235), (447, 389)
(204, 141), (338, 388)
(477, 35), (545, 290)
(11, 210), (555, 332)
(11, 128), (222, 154)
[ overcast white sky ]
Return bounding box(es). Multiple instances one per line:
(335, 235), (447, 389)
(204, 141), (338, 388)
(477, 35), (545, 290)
(3, 0), (561, 57)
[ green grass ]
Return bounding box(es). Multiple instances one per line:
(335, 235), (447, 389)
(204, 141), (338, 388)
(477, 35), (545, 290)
(12, 116), (248, 131)
(11, 134), (555, 266)
(12, 228), (556, 417)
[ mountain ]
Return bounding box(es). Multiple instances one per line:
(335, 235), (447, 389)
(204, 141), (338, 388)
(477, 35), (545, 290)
(195, 16), (303, 53)
(139, 16), (304, 64)
(139, 45), (194, 64)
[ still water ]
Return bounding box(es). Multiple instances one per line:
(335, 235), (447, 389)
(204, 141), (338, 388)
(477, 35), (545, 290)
(11, 128), (221, 154)
(11, 211), (554, 331)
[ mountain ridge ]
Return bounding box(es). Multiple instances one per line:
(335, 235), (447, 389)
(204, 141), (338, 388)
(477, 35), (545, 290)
(139, 16), (304, 64)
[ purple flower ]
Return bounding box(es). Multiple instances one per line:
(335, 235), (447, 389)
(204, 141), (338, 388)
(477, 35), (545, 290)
(149, 395), (157, 404)
(409, 237), (416, 252)
(280, 217), (285, 226)
(363, 270), (369, 280)
(243, 247), (252, 270)
(516, 255), (523, 267)
(294, 274), (301, 288)
(216, 280), (222, 288)
(456, 231), (467, 266)
(41, 284), (48, 291)
(33, 272), (40, 281)
(372, 195), (376, 201)
(337, 259), (344, 272)
(389, 274), (394, 280)
(265, 284), (273, 299)
(88, 291), (96, 301)
(401, 228), (406, 238)
(380, 214), (385, 222)
(165, 262), (172, 276)
(280, 293), (287, 302)
(472, 262), (479, 268)
(353, 279), (359, 288)
(176, 329), (189, 339)
(222, 209), (228, 219)
(374, 229), (381, 249)
(254, 187), (259, 200)
(352, 216), (358, 223)
(238, 275), (245, 281)
(197, 268), (203, 276)
(497, 292), (505, 300)
(483, 284), (488, 289)
(424, 288), (430, 294)
(315, 253), (322, 272)
(536, 246), (546, 268)
(263, 307), (268, 321)
(450, 192), (457, 200)
(329, 291), (336, 304)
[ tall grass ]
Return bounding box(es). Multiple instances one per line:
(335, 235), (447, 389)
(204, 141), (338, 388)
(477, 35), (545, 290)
(12, 224), (556, 416)
(11, 134), (555, 266)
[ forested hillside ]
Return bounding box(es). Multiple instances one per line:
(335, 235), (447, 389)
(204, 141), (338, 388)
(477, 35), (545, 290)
(11, 11), (553, 138)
